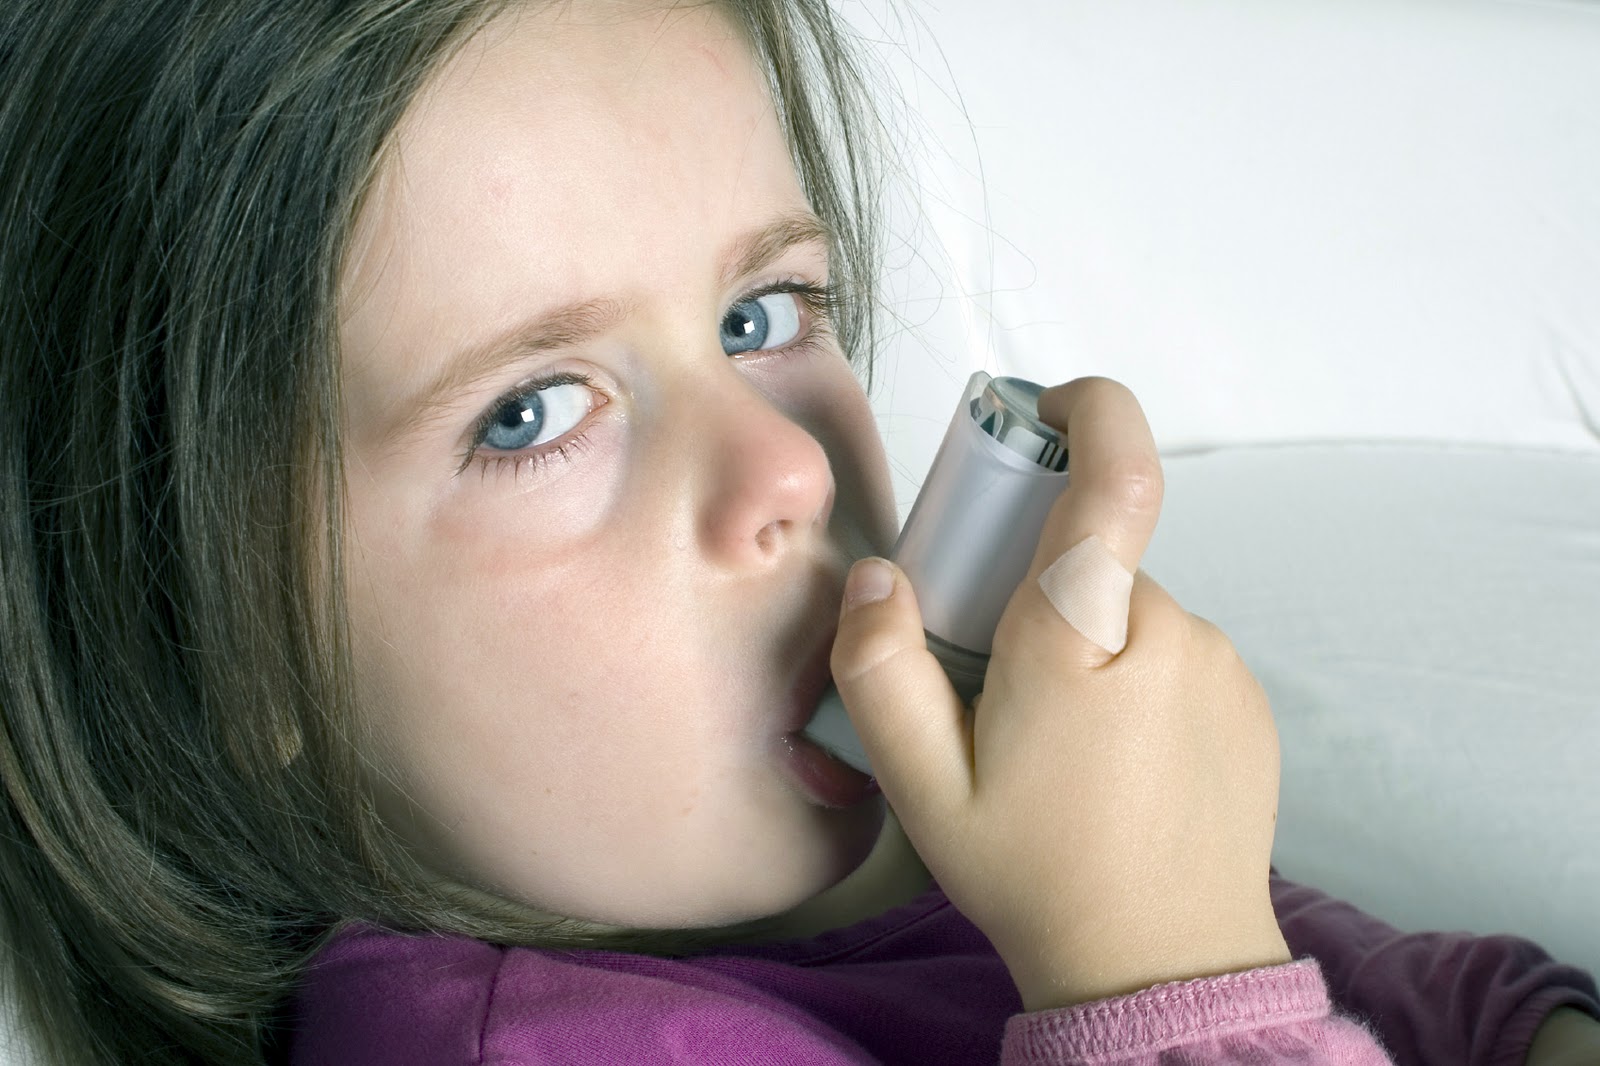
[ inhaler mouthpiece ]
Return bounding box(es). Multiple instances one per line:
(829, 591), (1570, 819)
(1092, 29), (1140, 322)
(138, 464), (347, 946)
(803, 372), (1070, 772)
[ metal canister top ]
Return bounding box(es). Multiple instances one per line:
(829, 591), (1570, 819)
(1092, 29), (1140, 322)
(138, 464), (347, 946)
(969, 376), (1068, 472)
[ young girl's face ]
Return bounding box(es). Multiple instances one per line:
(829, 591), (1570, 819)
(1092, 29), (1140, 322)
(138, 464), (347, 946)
(338, 0), (898, 929)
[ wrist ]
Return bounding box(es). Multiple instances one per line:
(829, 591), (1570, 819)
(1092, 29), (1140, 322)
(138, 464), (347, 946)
(1014, 926), (1292, 1013)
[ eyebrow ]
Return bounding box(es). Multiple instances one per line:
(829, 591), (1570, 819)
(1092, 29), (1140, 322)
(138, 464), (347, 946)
(382, 211), (834, 446)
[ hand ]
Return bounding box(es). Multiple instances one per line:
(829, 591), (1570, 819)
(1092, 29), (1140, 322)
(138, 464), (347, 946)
(1526, 1007), (1600, 1066)
(830, 376), (1290, 1011)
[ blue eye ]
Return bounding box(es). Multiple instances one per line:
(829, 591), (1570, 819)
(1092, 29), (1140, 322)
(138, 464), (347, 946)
(720, 291), (803, 356)
(481, 380), (593, 452)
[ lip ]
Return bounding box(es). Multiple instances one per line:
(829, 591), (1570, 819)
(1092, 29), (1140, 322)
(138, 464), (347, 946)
(782, 623), (838, 736)
(772, 622), (879, 808)
(777, 730), (880, 808)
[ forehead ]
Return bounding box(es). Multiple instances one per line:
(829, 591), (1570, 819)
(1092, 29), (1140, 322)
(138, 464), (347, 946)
(340, 0), (809, 386)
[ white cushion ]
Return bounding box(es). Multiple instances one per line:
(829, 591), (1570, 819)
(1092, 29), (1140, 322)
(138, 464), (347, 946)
(1146, 444), (1600, 978)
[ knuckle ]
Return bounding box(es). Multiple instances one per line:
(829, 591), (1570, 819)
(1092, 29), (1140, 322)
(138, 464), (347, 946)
(1074, 374), (1134, 402)
(1190, 622), (1276, 729)
(1104, 455), (1164, 514)
(1185, 612), (1237, 658)
(1054, 376), (1137, 430)
(1128, 568), (1181, 629)
(831, 621), (918, 685)
(990, 602), (1029, 653)
(1178, 613), (1255, 687)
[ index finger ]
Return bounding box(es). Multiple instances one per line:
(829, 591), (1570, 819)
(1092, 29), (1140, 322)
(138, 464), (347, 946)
(1027, 376), (1164, 581)
(993, 377), (1163, 667)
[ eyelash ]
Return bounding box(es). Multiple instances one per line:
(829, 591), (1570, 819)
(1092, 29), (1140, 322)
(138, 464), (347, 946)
(457, 279), (840, 481)
(768, 279), (842, 338)
(458, 369), (598, 480)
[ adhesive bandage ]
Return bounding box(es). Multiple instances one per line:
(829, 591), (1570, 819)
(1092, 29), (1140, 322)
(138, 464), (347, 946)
(1037, 535), (1135, 654)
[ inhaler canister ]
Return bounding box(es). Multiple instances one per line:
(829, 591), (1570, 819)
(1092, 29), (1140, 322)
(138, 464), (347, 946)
(801, 372), (1070, 772)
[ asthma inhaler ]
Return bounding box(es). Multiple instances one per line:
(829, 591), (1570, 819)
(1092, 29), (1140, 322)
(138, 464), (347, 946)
(802, 371), (1070, 773)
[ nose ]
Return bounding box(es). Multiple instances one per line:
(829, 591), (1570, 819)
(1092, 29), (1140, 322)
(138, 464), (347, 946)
(690, 373), (835, 571)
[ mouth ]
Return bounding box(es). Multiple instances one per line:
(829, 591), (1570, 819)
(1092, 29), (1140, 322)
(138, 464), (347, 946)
(782, 625), (839, 735)
(775, 625), (879, 808)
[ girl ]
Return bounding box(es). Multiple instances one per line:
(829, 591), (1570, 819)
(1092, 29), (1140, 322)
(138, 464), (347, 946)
(1, 0), (1595, 1063)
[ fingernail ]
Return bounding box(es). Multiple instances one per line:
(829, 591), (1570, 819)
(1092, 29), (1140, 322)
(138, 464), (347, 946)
(844, 557), (894, 608)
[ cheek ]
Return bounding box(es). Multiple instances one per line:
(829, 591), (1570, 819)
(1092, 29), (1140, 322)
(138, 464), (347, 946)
(786, 359), (898, 552)
(341, 424), (640, 752)
(341, 462), (701, 858)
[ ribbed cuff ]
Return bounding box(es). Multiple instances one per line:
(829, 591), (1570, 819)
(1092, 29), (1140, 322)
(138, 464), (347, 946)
(1488, 986), (1600, 1066)
(1003, 959), (1330, 1063)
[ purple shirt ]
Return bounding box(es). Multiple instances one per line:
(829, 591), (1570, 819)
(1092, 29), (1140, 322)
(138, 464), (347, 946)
(288, 873), (1598, 1064)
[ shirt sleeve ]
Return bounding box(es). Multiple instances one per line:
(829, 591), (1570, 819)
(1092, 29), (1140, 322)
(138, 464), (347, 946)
(1000, 959), (1396, 1065)
(1270, 870), (1600, 1066)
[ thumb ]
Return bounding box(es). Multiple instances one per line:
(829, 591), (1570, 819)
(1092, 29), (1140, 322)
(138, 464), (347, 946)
(829, 557), (972, 828)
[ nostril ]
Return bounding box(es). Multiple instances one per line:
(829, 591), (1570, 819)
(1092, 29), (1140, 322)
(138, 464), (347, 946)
(754, 522), (783, 555)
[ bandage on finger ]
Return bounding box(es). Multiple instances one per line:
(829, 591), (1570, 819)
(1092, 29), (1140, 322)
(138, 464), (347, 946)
(1037, 535), (1135, 654)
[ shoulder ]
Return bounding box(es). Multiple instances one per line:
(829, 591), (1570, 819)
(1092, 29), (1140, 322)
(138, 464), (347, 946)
(288, 923), (511, 1066)
(286, 924), (861, 1066)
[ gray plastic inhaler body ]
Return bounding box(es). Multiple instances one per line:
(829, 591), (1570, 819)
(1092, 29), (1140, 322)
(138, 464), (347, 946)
(801, 372), (1070, 773)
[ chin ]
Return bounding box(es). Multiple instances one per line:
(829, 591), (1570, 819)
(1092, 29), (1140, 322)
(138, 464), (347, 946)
(835, 793), (891, 870)
(790, 794), (892, 900)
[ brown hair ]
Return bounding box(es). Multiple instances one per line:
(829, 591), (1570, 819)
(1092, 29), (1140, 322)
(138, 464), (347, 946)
(0, 0), (888, 1062)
